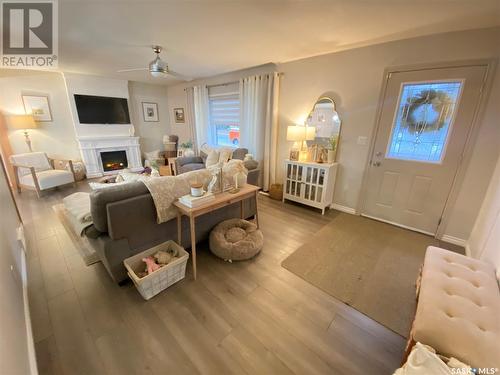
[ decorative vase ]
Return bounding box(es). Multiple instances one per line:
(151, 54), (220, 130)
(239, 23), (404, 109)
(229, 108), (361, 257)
(184, 148), (195, 157)
(327, 150), (335, 163)
(208, 168), (222, 194)
(234, 171), (247, 189)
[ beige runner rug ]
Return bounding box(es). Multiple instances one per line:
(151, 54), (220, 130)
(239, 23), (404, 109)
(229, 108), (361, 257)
(281, 212), (462, 337)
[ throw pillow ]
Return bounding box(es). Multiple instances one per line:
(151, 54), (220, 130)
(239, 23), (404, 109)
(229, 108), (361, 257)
(243, 159), (258, 171)
(219, 148), (233, 163)
(119, 172), (144, 182)
(205, 149), (220, 167)
(89, 180), (130, 190)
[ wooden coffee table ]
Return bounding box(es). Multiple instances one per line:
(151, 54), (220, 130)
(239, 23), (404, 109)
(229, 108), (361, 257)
(173, 184), (260, 280)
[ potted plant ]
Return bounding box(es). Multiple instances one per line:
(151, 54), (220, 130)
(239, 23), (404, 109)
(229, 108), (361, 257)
(179, 140), (194, 157)
(328, 135), (338, 163)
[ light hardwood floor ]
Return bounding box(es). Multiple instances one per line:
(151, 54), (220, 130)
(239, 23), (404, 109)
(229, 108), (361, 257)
(17, 182), (406, 375)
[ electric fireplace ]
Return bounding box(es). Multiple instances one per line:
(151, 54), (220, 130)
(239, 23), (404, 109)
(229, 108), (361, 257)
(100, 150), (128, 172)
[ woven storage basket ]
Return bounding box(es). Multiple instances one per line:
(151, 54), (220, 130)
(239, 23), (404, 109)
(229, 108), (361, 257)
(269, 184), (283, 200)
(124, 240), (188, 300)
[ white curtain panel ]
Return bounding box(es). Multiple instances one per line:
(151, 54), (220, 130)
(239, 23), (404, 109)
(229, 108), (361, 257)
(185, 87), (198, 153)
(193, 84), (211, 150)
(239, 73), (280, 191)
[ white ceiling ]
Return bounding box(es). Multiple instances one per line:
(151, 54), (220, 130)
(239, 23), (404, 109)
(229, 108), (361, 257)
(57, 0), (500, 85)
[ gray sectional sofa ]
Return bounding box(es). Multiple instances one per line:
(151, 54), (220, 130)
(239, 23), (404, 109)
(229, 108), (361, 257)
(85, 168), (259, 283)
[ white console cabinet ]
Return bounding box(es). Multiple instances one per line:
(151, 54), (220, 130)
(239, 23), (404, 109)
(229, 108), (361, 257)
(283, 160), (338, 215)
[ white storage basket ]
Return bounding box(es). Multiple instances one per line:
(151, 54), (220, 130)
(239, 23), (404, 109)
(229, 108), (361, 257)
(124, 240), (189, 300)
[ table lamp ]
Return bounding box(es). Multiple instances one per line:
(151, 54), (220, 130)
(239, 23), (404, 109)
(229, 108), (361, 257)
(8, 114), (37, 152)
(286, 125), (315, 161)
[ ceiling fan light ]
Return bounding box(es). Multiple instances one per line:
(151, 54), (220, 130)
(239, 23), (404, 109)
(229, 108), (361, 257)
(149, 55), (168, 74)
(150, 70), (164, 78)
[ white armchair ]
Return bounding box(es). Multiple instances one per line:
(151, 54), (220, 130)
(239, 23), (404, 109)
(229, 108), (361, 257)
(9, 152), (76, 197)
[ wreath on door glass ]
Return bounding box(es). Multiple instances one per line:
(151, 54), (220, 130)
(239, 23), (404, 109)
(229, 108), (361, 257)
(401, 89), (454, 135)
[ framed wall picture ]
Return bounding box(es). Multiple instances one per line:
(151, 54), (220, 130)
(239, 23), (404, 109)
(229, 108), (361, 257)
(174, 107), (185, 123)
(22, 95), (52, 121)
(142, 102), (159, 122)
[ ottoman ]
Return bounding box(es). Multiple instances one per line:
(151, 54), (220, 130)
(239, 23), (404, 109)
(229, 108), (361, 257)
(411, 246), (500, 369)
(209, 218), (263, 261)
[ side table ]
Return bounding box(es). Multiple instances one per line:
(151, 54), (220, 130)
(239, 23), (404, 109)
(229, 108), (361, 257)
(168, 157), (178, 176)
(173, 184), (260, 280)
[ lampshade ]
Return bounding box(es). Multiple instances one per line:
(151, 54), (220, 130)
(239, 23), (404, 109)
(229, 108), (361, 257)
(8, 114), (37, 130)
(305, 126), (316, 140)
(286, 125), (316, 141)
(287, 126), (304, 141)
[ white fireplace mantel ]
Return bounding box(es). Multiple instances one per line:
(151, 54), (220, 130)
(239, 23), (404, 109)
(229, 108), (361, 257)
(77, 136), (142, 177)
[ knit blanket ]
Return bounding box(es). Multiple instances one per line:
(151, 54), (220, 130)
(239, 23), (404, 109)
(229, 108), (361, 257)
(142, 160), (248, 224)
(142, 169), (213, 223)
(63, 192), (92, 223)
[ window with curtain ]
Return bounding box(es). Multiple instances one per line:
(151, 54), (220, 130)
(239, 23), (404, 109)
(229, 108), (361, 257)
(208, 92), (240, 147)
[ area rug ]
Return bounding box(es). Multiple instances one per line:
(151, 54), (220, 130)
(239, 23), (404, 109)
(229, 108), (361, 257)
(281, 213), (462, 337)
(53, 204), (100, 266)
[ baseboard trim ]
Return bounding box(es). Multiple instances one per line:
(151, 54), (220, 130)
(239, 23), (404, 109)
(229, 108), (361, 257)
(331, 203), (356, 215)
(464, 243), (472, 257)
(440, 234), (467, 247)
(19, 225), (38, 375)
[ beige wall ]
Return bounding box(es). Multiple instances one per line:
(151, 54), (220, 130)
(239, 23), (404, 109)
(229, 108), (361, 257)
(277, 27), (500, 241)
(468, 152), (500, 272)
(128, 81), (169, 153)
(63, 73), (135, 138)
(0, 71), (80, 159)
(0, 160), (35, 374)
(0, 71), (172, 162)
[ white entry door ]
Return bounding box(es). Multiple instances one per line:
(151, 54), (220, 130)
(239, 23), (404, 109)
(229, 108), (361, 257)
(362, 65), (488, 235)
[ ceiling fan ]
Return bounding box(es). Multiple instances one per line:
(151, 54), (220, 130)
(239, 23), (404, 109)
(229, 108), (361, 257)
(117, 45), (191, 81)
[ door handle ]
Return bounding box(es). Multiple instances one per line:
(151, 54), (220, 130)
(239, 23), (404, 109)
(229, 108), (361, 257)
(372, 161), (381, 167)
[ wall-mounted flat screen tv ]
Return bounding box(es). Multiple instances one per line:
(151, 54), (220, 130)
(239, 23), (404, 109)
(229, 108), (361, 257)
(74, 94), (131, 124)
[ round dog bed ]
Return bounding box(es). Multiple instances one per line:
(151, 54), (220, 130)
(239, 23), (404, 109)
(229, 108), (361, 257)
(209, 218), (263, 261)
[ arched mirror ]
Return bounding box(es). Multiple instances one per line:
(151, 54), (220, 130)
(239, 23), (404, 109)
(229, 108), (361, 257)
(305, 97), (342, 162)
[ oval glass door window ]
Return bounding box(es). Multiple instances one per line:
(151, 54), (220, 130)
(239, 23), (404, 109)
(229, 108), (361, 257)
(386, 81), (463, 163)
